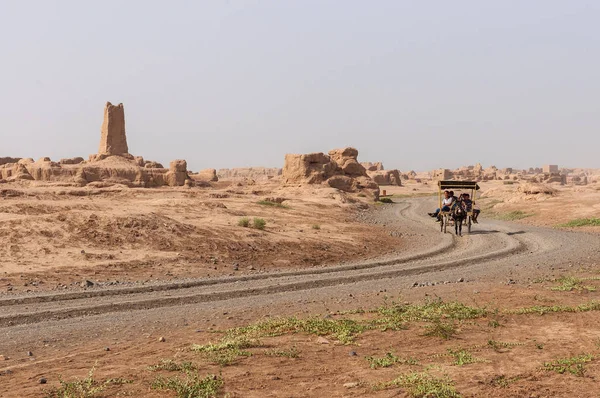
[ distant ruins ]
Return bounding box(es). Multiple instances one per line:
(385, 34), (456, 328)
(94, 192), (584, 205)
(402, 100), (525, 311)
(423, 163), (595, 186)
(0, 102), (190, 187)
(217, 167), (282, 181)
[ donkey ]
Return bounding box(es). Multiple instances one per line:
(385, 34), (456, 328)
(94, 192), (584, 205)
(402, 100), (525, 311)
(451, 202), (467, 236)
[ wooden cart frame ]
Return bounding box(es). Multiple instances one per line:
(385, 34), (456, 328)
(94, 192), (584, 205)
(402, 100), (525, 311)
(437, 180), (480, 234)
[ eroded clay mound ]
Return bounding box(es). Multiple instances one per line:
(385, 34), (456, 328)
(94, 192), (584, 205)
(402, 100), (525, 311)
(282, 147), (379, 200)
(367, 169), (402, 186)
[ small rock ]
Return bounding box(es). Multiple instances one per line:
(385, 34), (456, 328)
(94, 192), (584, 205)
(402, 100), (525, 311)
(80, 250), (86, 254)
(104, 347), (110, 351)
(158, 336), (166, 342)
(248, 266), (256, 270)
(271, 376), (281, 380)
(39, 378), (47, 384)
(458, 278), (464, 283)
(0, 355), (8, 361)
(343, 382), (359, 388)
(349, 351), (357, 356)
(412, 282), (419, 287)
(81, 280), (94, 288)
(27, 351), (33, 357)
(233, 263), (239, 271)
(316, 337), (330, 344)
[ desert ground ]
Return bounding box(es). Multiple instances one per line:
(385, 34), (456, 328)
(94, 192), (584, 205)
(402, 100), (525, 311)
(1, 176), (600, 397)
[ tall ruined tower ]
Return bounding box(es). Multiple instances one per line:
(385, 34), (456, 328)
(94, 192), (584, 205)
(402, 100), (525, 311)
(98, 102), (129, 156)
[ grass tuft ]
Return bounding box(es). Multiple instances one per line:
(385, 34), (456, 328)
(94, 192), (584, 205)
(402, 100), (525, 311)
(252, 217), (266, 230)
(508, 301), (600, 315)
(44, 365), (131, 398)
(237, 217), (250, 227)
(423, 319), (457, 339)
(191, 338), (260, 366)
(148, 359), (197, 372)
(550, 276), (598, 292)
(543, 354), (594, 377)
(263, 346), (300, 358)
(558, 218), (600, 227)
(152, 372), (223, 398)
(447, 348), (485, 366)
(379, 371), (461, 397)
(224, 316), (367, 345)
(257, 200), (289, 209)
(366, 352), (419, 369)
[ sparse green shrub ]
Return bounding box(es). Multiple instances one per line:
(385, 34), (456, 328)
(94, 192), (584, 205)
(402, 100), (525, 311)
(311, 224), (321, 230)
(379, 371), (461, 397)
(152, 373), (223, 398)
(509, 301), (600, 315)
(447, 348), (484, 366)
(486, 340), (523, 352)
(423, 319), (457, 339)
(44, 365), (131, 398)
(148, 359), (197, 372)
(191, 338), (260, 366)
(252, 217), (266, 230)
(551, 276), (598, 292)
(558, 218), (600, 227)
(264, 346), (300, 358)
(543, 354), (594, 376)
(379, 197), (394, 204)
(224, 316), (367, 344)
(238, 217), (250, 227)
(366, 352), (419, 369)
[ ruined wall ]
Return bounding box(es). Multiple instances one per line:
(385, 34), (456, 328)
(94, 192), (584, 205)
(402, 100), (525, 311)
(98, 102), (129, 156)
(282, 147), (379, 200)
(368, 169), (402, 186)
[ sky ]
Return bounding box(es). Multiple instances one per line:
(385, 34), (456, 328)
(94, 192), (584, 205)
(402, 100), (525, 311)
(1, 0), (599, 172)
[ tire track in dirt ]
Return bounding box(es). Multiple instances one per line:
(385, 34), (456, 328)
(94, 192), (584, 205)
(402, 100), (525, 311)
(0, 198), (544, 327)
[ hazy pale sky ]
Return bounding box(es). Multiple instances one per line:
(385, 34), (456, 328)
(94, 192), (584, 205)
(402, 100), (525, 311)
(1, 1), (599, 172)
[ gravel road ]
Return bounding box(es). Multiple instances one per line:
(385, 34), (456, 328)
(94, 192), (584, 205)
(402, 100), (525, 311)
(2, 197), (598, 335)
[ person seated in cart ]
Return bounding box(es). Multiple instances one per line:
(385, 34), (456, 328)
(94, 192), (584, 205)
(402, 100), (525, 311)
(428, 190), (455, 220)
(459, 193), (480, 223)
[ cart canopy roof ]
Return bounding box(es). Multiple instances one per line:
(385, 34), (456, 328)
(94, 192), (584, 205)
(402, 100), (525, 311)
(438, 180), (480, 191)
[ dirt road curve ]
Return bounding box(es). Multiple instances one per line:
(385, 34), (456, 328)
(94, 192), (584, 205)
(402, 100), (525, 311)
(2, 198), (599, 329)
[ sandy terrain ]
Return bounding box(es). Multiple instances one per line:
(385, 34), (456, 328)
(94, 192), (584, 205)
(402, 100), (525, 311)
(1, 177), (599, 397)
(0, 180), (403, 294)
